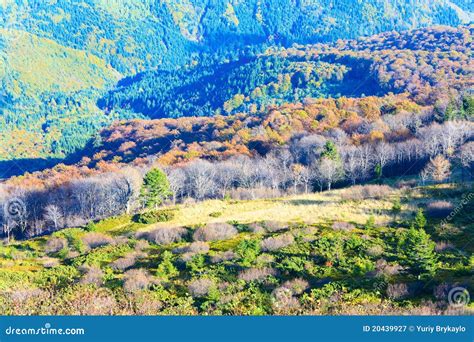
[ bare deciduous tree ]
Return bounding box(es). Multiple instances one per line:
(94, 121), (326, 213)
(214, 161), (238, 199)
(43, 205), (63, 231)
(185, 160), (216, 200)
(316, 158), (344, 191)
(167, 168), (186, 204)
(459, 142), (474, 178)
(374, 142), (394, 176)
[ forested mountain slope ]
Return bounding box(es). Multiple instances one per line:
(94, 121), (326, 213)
(100, 26), (473, 119)
(0, 1), (472, 162)
(2, 0), (472, 73)
(2, 25), (473, 185)
(0, 29), (125, 160)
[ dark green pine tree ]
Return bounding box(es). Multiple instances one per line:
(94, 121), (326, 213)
(462, 95), (474, 118)
(156, 251), (179, 279)
(398, 226), (437, 277)
(321, 141), (340, 161)
(414, 208), (427, 229)
(141, 168), (172, 209)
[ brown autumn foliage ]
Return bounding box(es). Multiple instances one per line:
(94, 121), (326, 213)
(4, 26), (473, 191)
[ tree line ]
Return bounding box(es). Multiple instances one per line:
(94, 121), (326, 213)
(1, 118), (472, 240)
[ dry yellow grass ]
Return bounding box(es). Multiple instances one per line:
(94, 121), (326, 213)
(146, 187), (408, 230)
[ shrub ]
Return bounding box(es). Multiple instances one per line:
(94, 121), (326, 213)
(366, 245), (384, 257)
(374, 259), (403, 277)
(272, 287), (301, 313)
(262, 221), (288, 232)
(138, 226), (187, 245)
(174, 242), (210, 255)
(123, 269), (152, 293)
(78, 265), (104, 286)
(261, 234), (294, 252)
(113, 236), (129, 245)
(55, 286), (117, 315)
(66, 251), (80, 259)
(434, 241), (454, 252)
(187, 278), (216, 298)
(435, 223), (462, 238)
(342, 185), (393, 201)
(433, 283), (451, 300)
(134, 240), (150, 251)
(187, 242), (210, 254)
(386, 283), (409, 300)
(45, 237), (67, 255)
(256, 253), (275, 265)
(248, 222), (266, 233)
(396, 179), (417, 189)
(331, 221), (355, 232)
(174, 242), (210, 262)
(81, 233), (114, 250)
(210, 251), (237, 263)
(238, 267), (277, 282)
(134, 209), (175, 224)
(209, 211), (222, 218)
(279, 278), (309, 295)
(426, 201), (454, 219)
(193, 223), (237, 242)
(40, 257), (60, 268)
(110, 254), (137, 271)
(129, 292), (163, 315)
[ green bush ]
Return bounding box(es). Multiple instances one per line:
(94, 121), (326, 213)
(236, 239), (261, 266)
(134, 209), (175, 224)
(84, 222), (97, 232)
(364, 216), (376, 230)
(35, 266), (80, 289)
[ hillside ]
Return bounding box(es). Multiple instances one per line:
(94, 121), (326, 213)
(98, 25), (473, 120)
(0, 182), (472, 315)
(35, 26), (471, 174)
(0, 29), (132, 160)
(2, 0), (472, 74)
(0, 1), (473, 161)
(1, 25), (471, 166)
